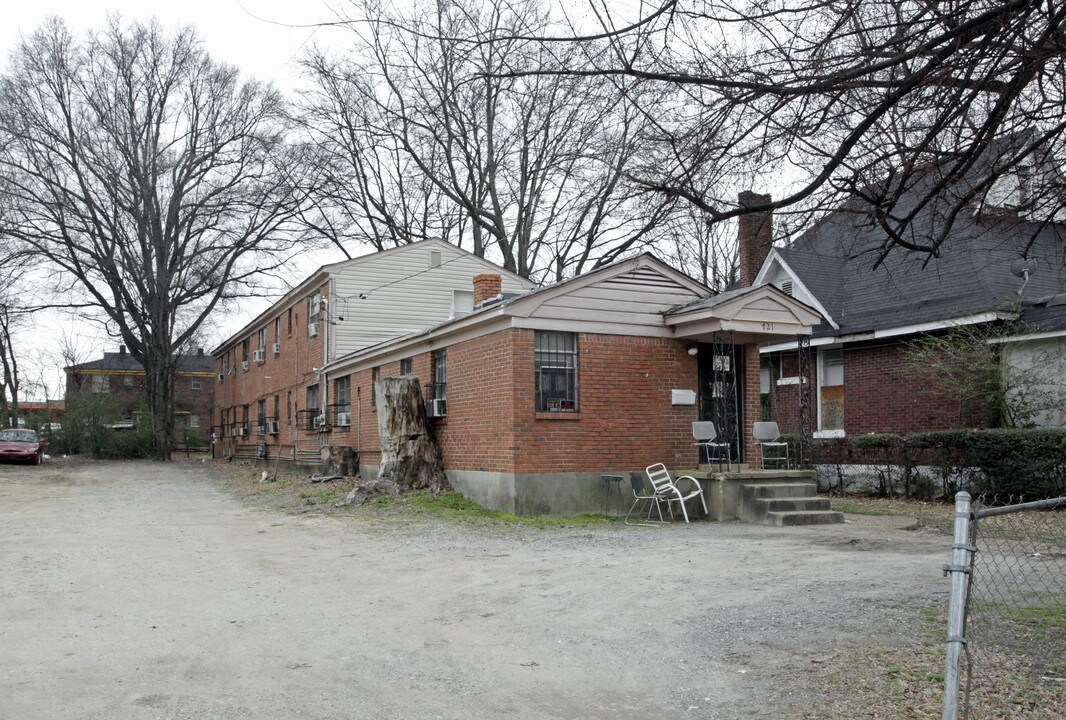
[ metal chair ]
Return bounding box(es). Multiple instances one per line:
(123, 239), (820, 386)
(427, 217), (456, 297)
(692, 421), (732, 471)
(753, 421), (790, 469)
(625, 471), (667, 525)
(645, 463), (708, 523)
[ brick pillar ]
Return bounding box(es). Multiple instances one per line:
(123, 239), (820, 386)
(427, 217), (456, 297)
(737, 191), (773, 288)
(473, 273), (503, 306)
(743, 343), (762, 468)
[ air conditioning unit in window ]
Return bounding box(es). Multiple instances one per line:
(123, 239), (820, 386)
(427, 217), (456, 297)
(253, 348), (266, 364)
(313, 413), (326, 429)
(427, 398), (447, 418)
(238, 426), (249, 437)
(267, 420), (279, 435)
(256, 424), (266, 436)
(336, 412), (351, 427)
(308, 322), (319, 338)
(272, 342), (281, 355)
(241, 360), (249, 372)
(218, 373), (225, 383)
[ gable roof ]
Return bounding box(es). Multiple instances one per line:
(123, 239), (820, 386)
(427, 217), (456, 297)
(764, 196), (1066, 338)
(66, 351), (214, 375)
(212, 239), (530, 356)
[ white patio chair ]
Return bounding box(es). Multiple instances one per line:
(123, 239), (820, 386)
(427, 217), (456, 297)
(645, 463), (708, 523)
(753, 421), (790, 469)
(624, 471), (667, 526)
(692, 421), (732, 471)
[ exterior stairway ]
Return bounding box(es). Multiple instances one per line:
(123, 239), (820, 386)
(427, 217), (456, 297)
(738, 482), (845, 526)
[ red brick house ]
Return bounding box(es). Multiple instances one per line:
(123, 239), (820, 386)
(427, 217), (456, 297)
(321, 251), (821, 515)
(211, 239), (535, 461)
(64, 346), (215, 431)
(750, 191), (1066, 437)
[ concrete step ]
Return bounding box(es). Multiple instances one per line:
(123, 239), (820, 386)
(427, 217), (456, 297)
(766, 510), (846, 527)
(741, 482), (818, 500)
(757, 497), (832, 513)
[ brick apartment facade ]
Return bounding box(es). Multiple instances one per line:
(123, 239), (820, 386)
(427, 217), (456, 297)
(211, 240), (535, 462)
(64, 346), (215, 431)
(319, 253), (820, 515)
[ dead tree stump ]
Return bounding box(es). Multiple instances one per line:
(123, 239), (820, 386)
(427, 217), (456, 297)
(320, 445), (359, 476)
(375, 376), (449, 494)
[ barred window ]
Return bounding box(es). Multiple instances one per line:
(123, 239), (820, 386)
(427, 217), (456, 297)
(400, 357), (413, 375)
(535, 331), (578, 412)
(431, 350), (447, 401)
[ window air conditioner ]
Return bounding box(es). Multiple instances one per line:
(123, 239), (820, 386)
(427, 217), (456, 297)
(257, 424), (266, 436)
(313, 413), (326, 429)
(239, 426), (249, 437)
(267, 420), (279, 435)
(336, 412), (351, 427)
(272, 342), (281, 355)
(253, 348), (266, 364)
(308, 321), (319, 338)
(218, 373), (225, 383)
(241, 360), (249, 371)
(427, 398), (447, 418)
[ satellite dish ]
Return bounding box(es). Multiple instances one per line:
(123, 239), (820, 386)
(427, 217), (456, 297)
(1010, 258), (1037, 278)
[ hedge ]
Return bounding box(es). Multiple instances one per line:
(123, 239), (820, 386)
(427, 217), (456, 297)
(808, 428), (1066, 500)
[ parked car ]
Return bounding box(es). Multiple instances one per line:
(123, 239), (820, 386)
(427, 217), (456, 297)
(0, 428), (44, 465)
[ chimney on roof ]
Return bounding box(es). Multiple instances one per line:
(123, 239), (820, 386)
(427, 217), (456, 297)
(473, 273), (503, 307)
(737, 191), (773, 288)
(119, 345), (126, 356)
(197, 347), (204, 357)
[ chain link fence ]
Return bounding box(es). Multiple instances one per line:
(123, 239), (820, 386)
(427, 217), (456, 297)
(942, 494), (1066, 719)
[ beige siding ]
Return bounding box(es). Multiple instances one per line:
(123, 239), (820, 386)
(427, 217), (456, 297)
(329, 244), (532, 359)
(529, 267), (703, 331)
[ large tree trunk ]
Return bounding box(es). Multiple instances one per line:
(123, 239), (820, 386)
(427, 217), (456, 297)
(141, 349), (175, 461)
(375, 377), (448, 494)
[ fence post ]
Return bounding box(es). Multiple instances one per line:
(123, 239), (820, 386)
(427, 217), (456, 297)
(942, 491), (973, 720)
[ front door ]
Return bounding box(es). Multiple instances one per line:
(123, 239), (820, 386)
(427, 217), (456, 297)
(698, 341), (744, 463)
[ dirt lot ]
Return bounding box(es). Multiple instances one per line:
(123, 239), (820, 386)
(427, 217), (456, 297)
(0, 460), (950, 719)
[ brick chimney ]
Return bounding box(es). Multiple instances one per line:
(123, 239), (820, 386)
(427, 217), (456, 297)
(473, 273), (502, 307)
(737, 191), (773, 288)
(119, 345), (126, 356)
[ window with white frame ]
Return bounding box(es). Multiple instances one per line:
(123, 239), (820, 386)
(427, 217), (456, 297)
(191, 378), (203, 390)
(535, 331), (578, 412)
(818, 349), (844, 432)
(91, 374), (110, 394)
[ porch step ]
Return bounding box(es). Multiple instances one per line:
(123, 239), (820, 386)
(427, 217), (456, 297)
(739, 482), (844, 526)
(766, 509), (847, 527)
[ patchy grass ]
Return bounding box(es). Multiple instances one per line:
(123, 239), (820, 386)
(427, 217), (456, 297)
(211, 461), (617, 527)
(830, 495), (955, 533)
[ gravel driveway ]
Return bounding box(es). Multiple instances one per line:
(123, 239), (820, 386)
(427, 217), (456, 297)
(1, 460), (949, 719)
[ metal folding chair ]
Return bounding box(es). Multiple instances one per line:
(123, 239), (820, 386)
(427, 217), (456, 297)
(625, 471), (667, 525)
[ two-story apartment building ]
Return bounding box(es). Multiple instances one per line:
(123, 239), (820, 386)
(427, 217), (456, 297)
(211, 239), (534, 461)
(64, 346), (215, 431)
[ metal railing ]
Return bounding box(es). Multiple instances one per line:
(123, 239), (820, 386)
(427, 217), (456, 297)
(942, 493), (1066, 719)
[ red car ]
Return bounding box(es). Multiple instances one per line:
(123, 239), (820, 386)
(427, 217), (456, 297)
(0, 428), (44, 464)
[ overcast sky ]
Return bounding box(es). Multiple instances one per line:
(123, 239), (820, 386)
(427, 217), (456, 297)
(0, 1), (339, 90)
(2, 2), (363, 398)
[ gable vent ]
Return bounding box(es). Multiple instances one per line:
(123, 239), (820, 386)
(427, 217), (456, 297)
(780, 280), (794, 296)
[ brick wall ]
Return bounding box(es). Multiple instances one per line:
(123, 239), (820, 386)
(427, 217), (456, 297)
(334, 328), (702, 476)
(765, 340), (996, 436)
(66, 369), (213, 430)
(214, 282), (329, 456)
(737, 191), (773, 288)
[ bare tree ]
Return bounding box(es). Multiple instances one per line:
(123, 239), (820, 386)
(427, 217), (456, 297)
(303, 0), (679, 281)
(506, 1), (1066, 265)
(0, 17), (313, 459)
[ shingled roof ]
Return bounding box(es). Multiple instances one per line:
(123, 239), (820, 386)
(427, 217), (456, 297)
(774, 198), (1066, 337)
(66, 349), (215, 374)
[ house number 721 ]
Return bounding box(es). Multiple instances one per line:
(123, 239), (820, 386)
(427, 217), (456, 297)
(762, 322), (774, 331)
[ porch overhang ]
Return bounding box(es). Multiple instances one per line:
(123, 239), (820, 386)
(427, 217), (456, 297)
(664, 284), (823, 344)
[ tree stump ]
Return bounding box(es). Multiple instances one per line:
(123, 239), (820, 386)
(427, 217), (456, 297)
(375, 376), (449, 494)
(320, 445), (359, 476)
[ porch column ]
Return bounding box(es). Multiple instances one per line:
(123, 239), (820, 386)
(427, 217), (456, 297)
(742, 343), (762, 468)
